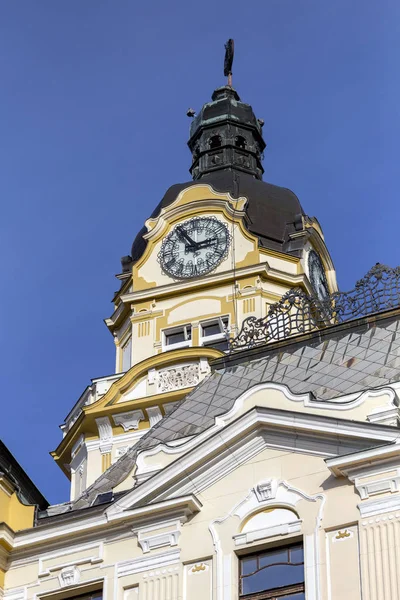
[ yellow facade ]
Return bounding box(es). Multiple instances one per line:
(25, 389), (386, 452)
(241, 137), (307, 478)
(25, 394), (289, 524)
(0, 452), (48, 596)
(0, 483), (35, 533)
(6, 70), (395, 600)
(52, 181), (337, 499)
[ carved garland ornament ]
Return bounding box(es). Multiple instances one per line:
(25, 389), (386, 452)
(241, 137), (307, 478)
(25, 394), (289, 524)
(157, 364), (202, 393)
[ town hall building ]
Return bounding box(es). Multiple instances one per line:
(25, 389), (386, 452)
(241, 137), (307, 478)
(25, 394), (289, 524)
(2, 44), (400, 600)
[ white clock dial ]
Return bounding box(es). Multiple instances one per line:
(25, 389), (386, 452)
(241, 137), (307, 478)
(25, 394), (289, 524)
(158, 217), (230, 279)
(308, 250), (329, 302)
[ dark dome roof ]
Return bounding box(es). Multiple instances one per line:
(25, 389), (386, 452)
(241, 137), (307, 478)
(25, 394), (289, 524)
(188, 86), (265, 181)
(129, 170), (305, 266)
(189, 86), (263, 140)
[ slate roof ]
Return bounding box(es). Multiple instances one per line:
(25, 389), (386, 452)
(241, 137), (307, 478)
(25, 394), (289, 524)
(45, 306), (400, 516)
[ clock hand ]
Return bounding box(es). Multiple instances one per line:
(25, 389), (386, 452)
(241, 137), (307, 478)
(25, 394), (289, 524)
(195, 238), (216, 250)
(176, 226), (198, 249)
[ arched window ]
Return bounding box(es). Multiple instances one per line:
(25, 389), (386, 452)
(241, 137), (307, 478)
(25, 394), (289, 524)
(209, 135), (222, 149)
(239, 508), (304, 599)
(235, 135), (247, 149)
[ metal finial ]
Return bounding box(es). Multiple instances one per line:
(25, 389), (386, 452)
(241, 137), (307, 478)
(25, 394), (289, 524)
(224, 39), (234, 87)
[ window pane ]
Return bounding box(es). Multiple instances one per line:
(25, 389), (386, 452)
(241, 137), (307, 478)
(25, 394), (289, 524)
(290, 545), (304, 564)
(202, 322), (222, 337)
(166, 331), (185, 344)
(259, 548), (288, 568)
(242, 564), (304, 595)
(121, 338), (132, 371)
(240, 545), (304, 596)
(241, 556), (258, 576)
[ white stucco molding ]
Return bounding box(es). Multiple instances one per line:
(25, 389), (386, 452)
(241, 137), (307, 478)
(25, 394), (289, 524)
(366, 387), (399, 425)
(120, 263), (305, 305)
(95, 417), (113, 454)
(368, 405), (400, 427)
(234, 481), (303, 544)
(146, 406), (163, 427)
(128, 405), (397, 514)
(3, 590), (26, 600)
(135, 382), (398, 480)
(208, 479), (325, 600)
(327, 442), (400, 514)
(37, 541), (103, 578)
(254, 479), (279, 502)
(143, 183), (248, 240)
(234, 479), (318, 521)
(354, 469), (400, 500)
(86, 428), (146, 453)
(234, 519), (302, 546)
(113, 410), (144, 432)
(358, 495), (400, 518)
(326, 441), (400, 478)
(14, 495), (201, 550)
(215, 384), (398, 427)
(70, 434), (85, 459)
(117, 548), (180, 577)
(59, 565), (80, 587)
(134, 520), (181, 553)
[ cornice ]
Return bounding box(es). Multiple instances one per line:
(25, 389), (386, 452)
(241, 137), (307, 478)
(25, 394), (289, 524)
(143, 196), (248, 242)
(85, 347), (222, 412)
(119, 263), (305, 305)
(11, 495), (201, 551)
(326, 441), (400, 477)
(143, 183), (247, 232)
(52, 347), (222, 469)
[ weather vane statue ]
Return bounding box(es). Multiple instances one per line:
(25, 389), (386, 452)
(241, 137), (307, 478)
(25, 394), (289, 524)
(224, 39), (234, 87)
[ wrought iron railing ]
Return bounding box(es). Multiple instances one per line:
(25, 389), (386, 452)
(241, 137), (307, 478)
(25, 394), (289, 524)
(230, 263), (400, 352)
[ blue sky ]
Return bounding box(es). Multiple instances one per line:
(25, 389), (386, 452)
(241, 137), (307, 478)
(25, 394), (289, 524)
(0, 1), (399, 504)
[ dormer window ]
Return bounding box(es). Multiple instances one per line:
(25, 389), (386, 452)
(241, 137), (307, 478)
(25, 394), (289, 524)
(235, 135), (247, 149)
(209, 135), (222, 149)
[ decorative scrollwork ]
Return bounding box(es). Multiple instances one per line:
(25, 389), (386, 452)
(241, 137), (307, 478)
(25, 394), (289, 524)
(331, 263), (400, 322)
(230, 288), (326, 351)
(157, 364), (202, 393)
(230, 264), (400, 352)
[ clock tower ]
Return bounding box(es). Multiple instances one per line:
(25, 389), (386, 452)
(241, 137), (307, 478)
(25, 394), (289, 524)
(52, 65), (337, 500)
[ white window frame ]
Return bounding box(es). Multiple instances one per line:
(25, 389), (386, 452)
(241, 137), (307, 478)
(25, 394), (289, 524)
(199, 316), (229, 348)
(162, 324), (192, 351)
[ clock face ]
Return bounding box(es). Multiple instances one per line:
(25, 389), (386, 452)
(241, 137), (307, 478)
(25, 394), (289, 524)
(308, 250), (330, 302)
(158, 217), (230, 279)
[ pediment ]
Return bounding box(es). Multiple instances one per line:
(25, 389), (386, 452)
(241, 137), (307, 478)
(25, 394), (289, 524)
(132, 382), (399, 478)
(143, 184), (248, 240)
(107, 389), (397, 517)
